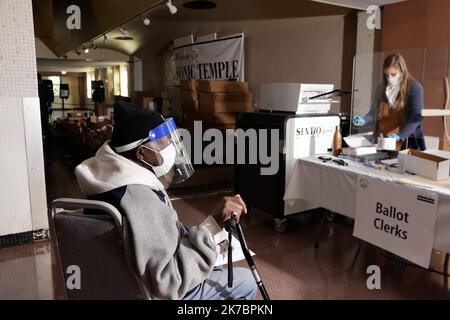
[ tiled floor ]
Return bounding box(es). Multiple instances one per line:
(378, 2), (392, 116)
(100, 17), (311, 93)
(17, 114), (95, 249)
(0, 240), (66, 300)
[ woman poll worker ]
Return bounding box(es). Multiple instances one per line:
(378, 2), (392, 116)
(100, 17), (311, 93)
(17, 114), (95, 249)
(353, 53), (426, 151)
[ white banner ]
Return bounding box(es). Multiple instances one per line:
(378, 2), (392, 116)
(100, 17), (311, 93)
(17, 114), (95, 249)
(172, 34), (245, 81)
(353, 176), (438, 268)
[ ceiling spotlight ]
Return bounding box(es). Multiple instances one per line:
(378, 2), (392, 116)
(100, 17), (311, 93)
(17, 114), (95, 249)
(92, 44), (98, 50)
(61, 71), (67, 75)
(166, 0), (178, 14)
(84, 48), (90, 54)
(143, 18), (151, 26)
(75, 50), (81, 55)
(119, 26), (128, 35)
(103, 35), (108, 45)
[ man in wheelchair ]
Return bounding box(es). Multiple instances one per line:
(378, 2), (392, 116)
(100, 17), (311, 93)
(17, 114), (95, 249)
(75, 101), (257, 300)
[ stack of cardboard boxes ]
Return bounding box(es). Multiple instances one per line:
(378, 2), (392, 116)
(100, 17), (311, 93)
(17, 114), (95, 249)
(181, 80), (252, 131)
(181, 80), (199, 113)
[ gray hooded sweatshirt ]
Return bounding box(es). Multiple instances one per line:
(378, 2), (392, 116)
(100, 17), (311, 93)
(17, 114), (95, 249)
(75, 142), (222, 300)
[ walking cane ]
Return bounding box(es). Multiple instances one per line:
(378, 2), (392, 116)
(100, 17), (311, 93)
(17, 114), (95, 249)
(224, 217), (235, 288)
(224, 212), (271, 301)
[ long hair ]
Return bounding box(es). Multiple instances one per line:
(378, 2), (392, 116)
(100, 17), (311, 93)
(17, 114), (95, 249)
(382, 53), (413, 108)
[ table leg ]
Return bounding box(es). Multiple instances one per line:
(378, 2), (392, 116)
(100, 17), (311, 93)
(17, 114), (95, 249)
(314, 210), (327, 249)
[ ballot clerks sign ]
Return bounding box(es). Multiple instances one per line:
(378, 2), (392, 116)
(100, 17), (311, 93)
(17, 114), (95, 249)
(172, 34), (245, 81)
(353, 176), (438, 268)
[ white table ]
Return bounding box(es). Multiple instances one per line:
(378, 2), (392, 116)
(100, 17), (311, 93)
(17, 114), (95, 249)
(284, 156), (450, 254)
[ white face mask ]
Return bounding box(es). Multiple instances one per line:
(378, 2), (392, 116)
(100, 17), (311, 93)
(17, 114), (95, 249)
(141, 143), (176, 177)
(387, 73), (401, 87)
(386, 73), (402, 106)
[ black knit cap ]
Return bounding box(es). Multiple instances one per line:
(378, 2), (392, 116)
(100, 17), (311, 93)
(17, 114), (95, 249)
(110, 100), (165, 152)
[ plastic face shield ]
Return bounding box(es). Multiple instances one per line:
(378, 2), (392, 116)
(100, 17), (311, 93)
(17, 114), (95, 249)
(143, 118), (194, 185)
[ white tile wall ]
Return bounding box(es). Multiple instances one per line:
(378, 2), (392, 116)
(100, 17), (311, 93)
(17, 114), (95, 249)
(352, 12), (377, 119)
(0, 0), (47, 236)
(0, 97), (33, 235)
(0, 0), (38, 96)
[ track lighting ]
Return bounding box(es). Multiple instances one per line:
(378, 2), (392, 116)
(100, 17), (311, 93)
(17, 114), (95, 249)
(61, 71), (67, 75)
(166, 0), (177, 14)
(82, 0), (177, 49)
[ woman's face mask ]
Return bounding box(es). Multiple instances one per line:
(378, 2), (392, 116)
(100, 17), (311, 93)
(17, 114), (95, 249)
(386, 73), (402, 87)
(140, 143), (177, 177)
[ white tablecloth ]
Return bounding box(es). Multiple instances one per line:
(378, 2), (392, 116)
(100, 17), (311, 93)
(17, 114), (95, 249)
(284, 157), (450, 253)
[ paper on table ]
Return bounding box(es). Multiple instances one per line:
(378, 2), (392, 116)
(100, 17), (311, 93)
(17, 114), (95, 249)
(343, 135), (374, 148)
(214, 230), (255, 267)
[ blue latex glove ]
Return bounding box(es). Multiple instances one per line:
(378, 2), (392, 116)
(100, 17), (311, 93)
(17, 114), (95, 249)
(388, 134), (401, 141)
(352, 115), (366, 127)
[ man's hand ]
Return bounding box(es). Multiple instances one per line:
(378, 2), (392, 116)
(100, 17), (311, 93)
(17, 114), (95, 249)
(213, 195), (248, 227)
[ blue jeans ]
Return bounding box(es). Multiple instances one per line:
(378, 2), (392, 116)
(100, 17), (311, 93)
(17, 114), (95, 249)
(183, 267), (257, 300)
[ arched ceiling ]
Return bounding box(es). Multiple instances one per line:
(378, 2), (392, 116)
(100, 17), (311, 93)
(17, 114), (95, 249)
(33, 0), (354, 57)
(32, 0), (405, 58)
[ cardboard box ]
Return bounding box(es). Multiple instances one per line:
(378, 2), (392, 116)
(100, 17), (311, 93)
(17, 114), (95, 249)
(198, 112), (237, 128)
(398, 149), (450, 181)
(181, 90), (199, 111)
(183, 111), (201, 130)
(197, 80), (249, 93)
(200, 101), (252, 113)
(199, 92), (252, 113)
(180, 79), (198, 91)
(200, 92), (252, 103)
(183, 111), (238, 130)
(203, 122), (236, 130)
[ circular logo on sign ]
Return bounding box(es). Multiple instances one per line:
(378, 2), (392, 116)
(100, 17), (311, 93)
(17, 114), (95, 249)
(359, 179), (369, 189)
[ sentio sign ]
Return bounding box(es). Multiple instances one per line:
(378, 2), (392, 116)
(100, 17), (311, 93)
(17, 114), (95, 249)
(353, 176), (438, 268)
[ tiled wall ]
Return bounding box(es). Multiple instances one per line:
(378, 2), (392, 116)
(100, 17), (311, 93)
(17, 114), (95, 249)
(352, 12), (377, 122)
(0, 0), (38, 97)
(0, 0), (48, 236)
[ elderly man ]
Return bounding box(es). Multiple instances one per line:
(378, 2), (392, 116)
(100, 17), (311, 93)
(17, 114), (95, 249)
(75, 101), (257, 300)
